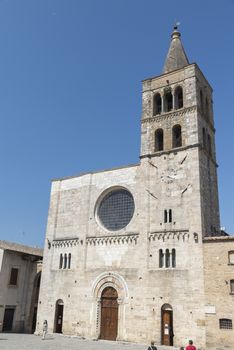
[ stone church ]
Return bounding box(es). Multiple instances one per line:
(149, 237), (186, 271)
(37, 27), (234, 349)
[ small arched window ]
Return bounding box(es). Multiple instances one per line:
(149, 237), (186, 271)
(202, 128), (206, 149)
(68, 253), (71, 269)
(172, 249), (176, 268)
(175, 86), (183, 109)
(230, 280), (234, 294)
(59, 254), (63, 269)
(172, 124), (182, 148)
(159, 249), (164, 268)
(207, 134), (212, 155)
(169, 209), (172, 223)
(165, 249), (170, 268)
(205, 97), (209, 120)
(164, 89), (173, 112)
(63, 254), (67, 269)
(200, 90), (204, 112)
(155, 129), (164, 152)
(153, 93), (162, 115)
(164, 209), (167, 223)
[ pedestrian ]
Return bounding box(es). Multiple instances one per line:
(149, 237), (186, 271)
(147, 341), (157, 350)
(185, 339), (196, 350)
(42, 320), (48, 340)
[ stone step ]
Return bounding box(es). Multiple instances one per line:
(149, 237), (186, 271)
(154, 346), (179, 350)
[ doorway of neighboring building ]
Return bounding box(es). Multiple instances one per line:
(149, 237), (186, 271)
(31, 272), (41, 333)
(2, 307), (15, 332)
(54, 299), (64, 333)
(161, 304), (173, 346)
(100, 287), (118, 340)
(31, 306), (37, 333)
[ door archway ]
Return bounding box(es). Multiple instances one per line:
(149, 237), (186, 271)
(54, 299), (64, 333)
(31, 272), (41, 333)
(100, 287), (118, 340)
(161, 303), (173, 346)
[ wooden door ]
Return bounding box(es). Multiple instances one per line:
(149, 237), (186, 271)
(100, 287), (118, 340)
(2, 308), (15, 332)
(55, 304), (64, 333)
(162, 310), (173, 345)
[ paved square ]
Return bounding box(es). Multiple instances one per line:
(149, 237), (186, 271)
(0, 334), (178, 350)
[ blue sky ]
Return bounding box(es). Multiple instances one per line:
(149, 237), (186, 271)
(0, 0), (233, 247)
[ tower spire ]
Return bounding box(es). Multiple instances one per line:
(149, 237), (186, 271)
(162, 25), (189, 74)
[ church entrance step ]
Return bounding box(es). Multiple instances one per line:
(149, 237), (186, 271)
(150, 346), (179, 350)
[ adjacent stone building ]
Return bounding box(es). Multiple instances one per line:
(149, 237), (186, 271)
(203, 237), (234, 349)
(36, 27), (234, 349)
(0, 240), (42, 333)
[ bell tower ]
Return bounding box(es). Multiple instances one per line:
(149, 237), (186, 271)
(140, 26), (220, 237)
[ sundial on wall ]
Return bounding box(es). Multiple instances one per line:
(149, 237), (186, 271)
(161, 168), (178, 184)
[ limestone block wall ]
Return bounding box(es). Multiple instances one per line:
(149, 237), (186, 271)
(195, 65), (220, 236)
(199, 152), (220, 236)
(141, 148), (202, 236)
(36, 165), (140, 332)
(203, 237), (234, 349)
(37, 234), (206, 347)
(146, 233), (205, 346)
(86, 238), (139, 269)
(37, 156), (207, 348)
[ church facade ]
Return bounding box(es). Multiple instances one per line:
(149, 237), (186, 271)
(36, 28), (234, 349)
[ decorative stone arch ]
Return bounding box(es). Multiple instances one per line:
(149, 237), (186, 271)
(91, 271), (129, 340)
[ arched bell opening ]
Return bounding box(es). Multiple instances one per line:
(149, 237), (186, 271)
(174, 86), (183, 109)
(153, 93), (162, 115)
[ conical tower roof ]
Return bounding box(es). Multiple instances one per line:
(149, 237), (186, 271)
(162, 26), (189, 74)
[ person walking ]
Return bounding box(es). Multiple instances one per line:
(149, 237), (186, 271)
(147, 341), (157, 350)
(185, 339), (196, 350)
(42, 320), (48, 340)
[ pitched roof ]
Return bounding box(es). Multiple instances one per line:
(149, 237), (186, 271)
(163, 26), (189, 74)
(0, 240), (43, 257)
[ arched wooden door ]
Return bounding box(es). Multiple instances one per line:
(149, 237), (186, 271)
(100, 287), (118, 340)
(161, 304), (173, 346)
(54, 299), (64, 333)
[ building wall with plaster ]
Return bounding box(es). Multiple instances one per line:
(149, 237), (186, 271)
(0, 242), (42, 333)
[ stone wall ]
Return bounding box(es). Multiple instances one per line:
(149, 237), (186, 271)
(0, 248), (42, 333)
(37, 159), (207, 348)
(203, 237), (234, 349)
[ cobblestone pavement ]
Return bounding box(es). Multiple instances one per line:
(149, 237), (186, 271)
(0, 334), (179, 350)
